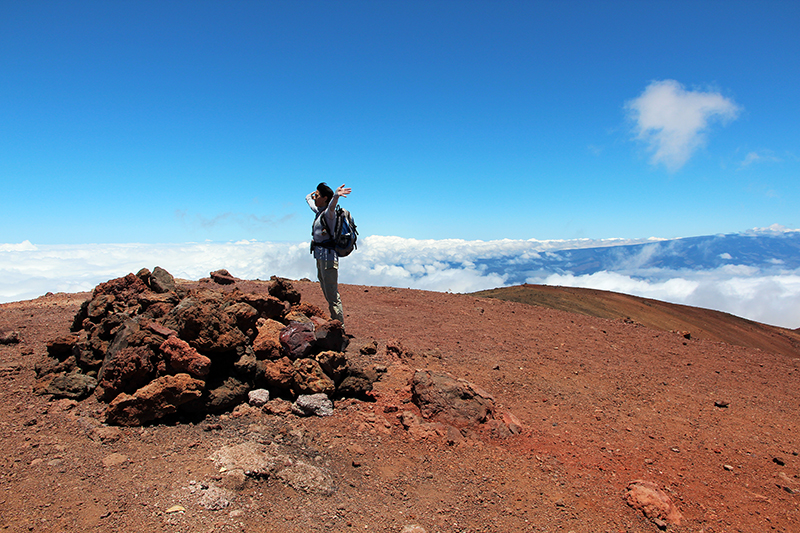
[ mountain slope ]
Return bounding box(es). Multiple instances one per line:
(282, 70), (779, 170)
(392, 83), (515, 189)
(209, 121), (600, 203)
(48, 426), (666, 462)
(473, 283), (800, 359)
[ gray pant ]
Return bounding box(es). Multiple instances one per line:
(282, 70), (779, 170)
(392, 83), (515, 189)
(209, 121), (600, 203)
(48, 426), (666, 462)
(316, 258), (344, 324)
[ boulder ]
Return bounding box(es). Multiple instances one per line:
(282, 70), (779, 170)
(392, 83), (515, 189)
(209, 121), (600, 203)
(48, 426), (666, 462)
(280, 322), (316, 360)
(292, 393), (333, 417)
(96, 345), (156, 402)
(337, 364), (377, 398)
(150, 266), (177, 293)
(237, 294), (287, 320)
(159, 336), (212, 378)
(624, 480), (683, 526)
(206, 377), (250, 413)
(315, 351), (348, 385)
(252, 319), (284, 359)
(210, 269), (237, 285)
(267, 277), (301, 305)
(233, 345), (257, 379)
(255, 357), (294, 392)
(44, 372), (97, 400)
(314, 320), (347, 353)
(105, 373), (205, 426)
(93, 273), (151, 303)
(410, 370), (495, 427)
(226, 302), (259, 336)
(292, 358), (335, 395)
(87, 294), (115, 321)
(163, 296), (247, 354)
(46, 334), (81, 360)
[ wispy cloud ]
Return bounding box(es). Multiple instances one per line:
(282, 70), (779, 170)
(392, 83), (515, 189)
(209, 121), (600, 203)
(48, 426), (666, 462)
(739, 150), (782, 168)
(626, 80), (741, 171)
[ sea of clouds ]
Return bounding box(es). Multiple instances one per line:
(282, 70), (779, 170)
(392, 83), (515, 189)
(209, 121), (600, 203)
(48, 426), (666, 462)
(2, 232), (799, 329)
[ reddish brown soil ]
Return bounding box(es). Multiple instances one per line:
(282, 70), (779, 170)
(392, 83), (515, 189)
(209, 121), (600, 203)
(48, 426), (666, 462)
(1, 280), (798, 532)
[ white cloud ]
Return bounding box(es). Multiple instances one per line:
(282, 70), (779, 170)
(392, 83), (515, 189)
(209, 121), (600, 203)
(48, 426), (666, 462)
(2, 234), (800, 329)
(626, 80), (741, 171)
(533, 267), (800, 330)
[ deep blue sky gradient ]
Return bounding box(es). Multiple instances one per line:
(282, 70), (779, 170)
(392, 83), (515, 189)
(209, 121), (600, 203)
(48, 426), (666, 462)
(2, 1), (798, 244)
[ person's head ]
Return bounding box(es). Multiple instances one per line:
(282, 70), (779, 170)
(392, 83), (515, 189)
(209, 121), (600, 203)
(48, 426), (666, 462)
(313, 182), (334, 208)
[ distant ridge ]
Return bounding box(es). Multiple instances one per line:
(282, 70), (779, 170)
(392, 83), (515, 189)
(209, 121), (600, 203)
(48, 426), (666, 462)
(473, 284), (800, 359)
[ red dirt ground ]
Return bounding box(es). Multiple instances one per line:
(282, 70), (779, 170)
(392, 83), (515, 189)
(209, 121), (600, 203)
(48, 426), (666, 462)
(1, 279), (798, 532)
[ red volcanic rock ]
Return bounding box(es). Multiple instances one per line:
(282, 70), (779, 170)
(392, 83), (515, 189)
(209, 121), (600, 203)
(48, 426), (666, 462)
(268, 276), (301, 305)
(256, 356), (295, 392)
(210, 269), (238, 285)
(252, 319), (284, 359)
(163, 296), (248, 353)
(411, 370), (495, 427)
(105, 373), (205, 426)
(625, 480), (683, 526)
(292, 358), (335, 395)
(95, 346), (156, 402)
(93, 273), (151, 301)
(159, 336), (211, 378)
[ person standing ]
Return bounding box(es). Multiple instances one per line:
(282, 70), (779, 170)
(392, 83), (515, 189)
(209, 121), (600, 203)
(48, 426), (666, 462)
(307, 182), (352, 324)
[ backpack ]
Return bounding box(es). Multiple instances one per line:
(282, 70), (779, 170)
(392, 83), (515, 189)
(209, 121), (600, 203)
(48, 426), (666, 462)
(320, 205), (358, 257)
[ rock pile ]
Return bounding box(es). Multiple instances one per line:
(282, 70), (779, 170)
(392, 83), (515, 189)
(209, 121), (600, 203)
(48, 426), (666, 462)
(35, 267), (376, 426)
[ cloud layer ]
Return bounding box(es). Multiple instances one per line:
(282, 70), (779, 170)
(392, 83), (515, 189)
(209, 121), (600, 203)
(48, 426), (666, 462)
(627, 79), (741, 171)
(2, 233), (799, 329)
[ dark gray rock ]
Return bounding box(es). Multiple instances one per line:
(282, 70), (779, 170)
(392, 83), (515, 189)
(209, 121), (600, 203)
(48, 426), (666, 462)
(150, 266), (176, 293)
(45, 372), (97, 400)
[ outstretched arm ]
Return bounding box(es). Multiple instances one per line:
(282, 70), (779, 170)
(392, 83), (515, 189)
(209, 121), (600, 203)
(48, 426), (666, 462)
(336, 184), (352, 198)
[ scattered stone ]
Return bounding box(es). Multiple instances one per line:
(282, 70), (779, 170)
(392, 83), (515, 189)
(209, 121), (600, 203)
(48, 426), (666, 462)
(210, 441), (334, 495)
(723, 464), (734, 471)
(165, 505), (186, 514)
(92, 426), (123, 443)
(624, 480), (683, 526)
(102, 452), (129, 467)
(248, 388), (270, 407)
(386, 338), (413, 359)
(210, 269), (237, 285)
(773, 457), (786, 466)
(293, 393), (334, 417)
(198, 486), (234, 510)
(0, 330), (20, 345)
(45, 372), (97, 400)
(400, 526), (427, 533)
(776, 472), (797, 493)
(359, 340), (378, 355)
(262, 398), (293, 417)
(714, 400), (730, 408)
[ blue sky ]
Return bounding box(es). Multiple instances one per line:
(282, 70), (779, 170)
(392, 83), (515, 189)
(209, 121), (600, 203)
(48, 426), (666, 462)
(2, 0), (798, 245)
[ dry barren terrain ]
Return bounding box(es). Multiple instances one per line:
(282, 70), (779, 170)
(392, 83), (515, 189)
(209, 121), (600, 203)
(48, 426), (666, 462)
(1, 277), (798, 532)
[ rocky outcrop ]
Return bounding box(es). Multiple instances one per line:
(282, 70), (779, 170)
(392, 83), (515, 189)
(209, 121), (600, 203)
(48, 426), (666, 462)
(409, 369), (522, 439)
(37, 267), (376, 425)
